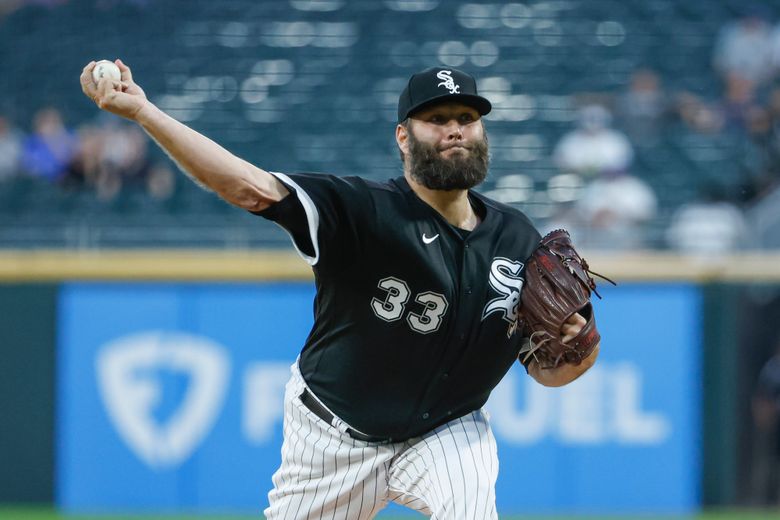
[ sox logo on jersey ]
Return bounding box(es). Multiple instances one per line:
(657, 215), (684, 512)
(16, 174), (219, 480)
(482, 257), (525, 337)
(436, 70), (460, 94)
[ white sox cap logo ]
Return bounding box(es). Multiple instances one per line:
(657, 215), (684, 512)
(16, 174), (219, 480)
(436, 70), (460, 94)
(482, 257), (525, 336)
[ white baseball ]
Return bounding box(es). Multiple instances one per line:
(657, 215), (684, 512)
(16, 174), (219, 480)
(92, 60), (121, 85)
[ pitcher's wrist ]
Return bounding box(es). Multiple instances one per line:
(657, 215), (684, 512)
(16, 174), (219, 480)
(134, 101), (159, 126)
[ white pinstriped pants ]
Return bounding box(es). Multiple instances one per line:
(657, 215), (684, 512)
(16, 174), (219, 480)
(264, 361), (499, 519)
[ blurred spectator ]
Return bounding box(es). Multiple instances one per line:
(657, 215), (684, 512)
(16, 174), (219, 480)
(736, 101), (780, 202)
(749, 340), (780, 505)
(760, 86), (780, 190)
(62, 125), (100, 190)
(571, 170), (657, 250)
(614, 68), (671, 145)
(720, 73), (762, 133)
(21, 107), (78, 183)
(675, 91), (725, 134)
(99, 121), (151, 199)
(747, 181), (780, 249)
(553, 104), (634, 179)
(0, 115), (23, 181)
(770, 21), (780, 77)
(713, 6), (774, 86)
(65, 118), (175, 202)
(145, 163), (176, 201)
(666, 185), (749, 256)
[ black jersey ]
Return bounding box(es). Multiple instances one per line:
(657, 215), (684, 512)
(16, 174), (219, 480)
(257, 173), (541, 440)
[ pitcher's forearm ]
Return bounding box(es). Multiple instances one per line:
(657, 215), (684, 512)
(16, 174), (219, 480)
(134, 102), (286, 210)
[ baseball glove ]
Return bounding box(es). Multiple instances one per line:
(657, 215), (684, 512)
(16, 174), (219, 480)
(518, 229), (614, 370)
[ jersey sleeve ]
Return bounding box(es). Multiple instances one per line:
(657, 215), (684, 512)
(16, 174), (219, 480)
(253, 172), (370, 268)
(254, 191), (315, 259)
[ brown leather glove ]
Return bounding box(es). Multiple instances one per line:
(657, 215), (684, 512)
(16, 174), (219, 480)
(518, 229), (614, 369)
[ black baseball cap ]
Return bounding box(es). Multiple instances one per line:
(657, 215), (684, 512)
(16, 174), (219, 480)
(398, 67), (492, 123)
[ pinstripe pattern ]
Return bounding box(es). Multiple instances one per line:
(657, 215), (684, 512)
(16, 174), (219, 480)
(265, 362), (499, 519)
(388, 411), (499, 519)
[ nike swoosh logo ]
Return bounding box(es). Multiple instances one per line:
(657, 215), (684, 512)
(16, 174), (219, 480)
(422, 233), (439, 244)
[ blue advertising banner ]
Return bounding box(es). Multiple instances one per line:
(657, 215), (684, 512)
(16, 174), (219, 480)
(487, 283), (701, 514)
(57, 282), (700, 515)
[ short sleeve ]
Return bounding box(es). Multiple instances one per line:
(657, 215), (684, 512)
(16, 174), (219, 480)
(253, 191), (315, 259)
(253, 172), (370, 268)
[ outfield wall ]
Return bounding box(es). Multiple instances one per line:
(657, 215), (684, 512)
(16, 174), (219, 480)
(0, 251), (776, 513)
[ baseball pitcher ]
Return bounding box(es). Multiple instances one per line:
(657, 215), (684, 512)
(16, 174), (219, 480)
(81, 60), (607, 519)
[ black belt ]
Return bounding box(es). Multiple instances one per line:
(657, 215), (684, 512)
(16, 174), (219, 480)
(299, 388), (393, 444)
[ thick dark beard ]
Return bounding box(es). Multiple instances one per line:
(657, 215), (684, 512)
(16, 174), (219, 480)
(406, 130), (489, 191)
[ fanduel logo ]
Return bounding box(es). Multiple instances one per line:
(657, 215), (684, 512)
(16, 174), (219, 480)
(487, 362), (671, 445)
(96, 331), (230, 468)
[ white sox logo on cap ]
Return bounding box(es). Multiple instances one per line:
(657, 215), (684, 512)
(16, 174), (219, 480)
(436, 70), (460, 94)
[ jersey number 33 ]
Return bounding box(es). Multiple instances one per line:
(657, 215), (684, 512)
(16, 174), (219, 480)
(370, 276), (448, 335)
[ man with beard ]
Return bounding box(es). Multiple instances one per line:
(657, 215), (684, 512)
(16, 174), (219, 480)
(81, 63), (598, 519)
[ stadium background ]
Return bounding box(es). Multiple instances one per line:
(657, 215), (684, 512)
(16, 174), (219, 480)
(4, 0), (780, 518)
